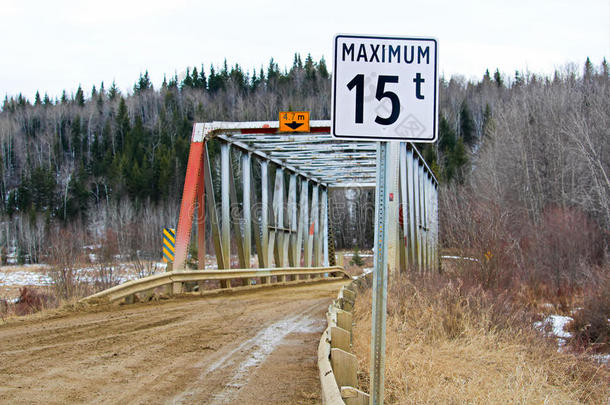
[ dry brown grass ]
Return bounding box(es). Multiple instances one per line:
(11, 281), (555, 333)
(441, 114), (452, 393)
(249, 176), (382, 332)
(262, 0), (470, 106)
(352, 274), (609, 404)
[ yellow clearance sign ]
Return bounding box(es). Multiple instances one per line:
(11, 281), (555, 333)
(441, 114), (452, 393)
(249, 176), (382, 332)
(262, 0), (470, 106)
(279, 111), (310, 132)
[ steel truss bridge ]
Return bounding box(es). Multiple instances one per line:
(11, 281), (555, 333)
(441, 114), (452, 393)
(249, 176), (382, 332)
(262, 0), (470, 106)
(172, 121), (438, 278)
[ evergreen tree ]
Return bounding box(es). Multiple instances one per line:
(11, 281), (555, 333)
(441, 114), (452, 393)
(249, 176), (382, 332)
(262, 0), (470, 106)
(62, 167), (89, 220)
(447, 138), (468, 183)
(192, 67), (200, 88)
(134, 71), (152, 93)
(116, 97), (130, 150)
(514, 70), (524, 87)
(2, 95), (10, 112)
(438, 115), (456, 153)
(208, 65), (224, 92)
(196, 64), (207, 89)
(304, 54), (316, 81)
(181, 68), (194, 89)
(34, 91), (42, 106)
(483, 69), (492, 84)
(250, 68), (261, 91)
(292, 53), (303, 71)
(493, 69), (504, 87)
(482, 104), (494, 138)
(43, 93), (51, 106)
(318, 57), (329, 79)
(221, 59), (229, 82)
(584, 57), (594, 82)
(71, 115), (82, 157)
(75, 85), (85, 106)
(17, 93), (28, 107)
(459, 101), (476, 147)
(108, 80), (120, 100)
(230, 64), (246, 91)
(266, 58), (280, 83)
(168, 73), (179, 89)
(29, 166), (57, 211)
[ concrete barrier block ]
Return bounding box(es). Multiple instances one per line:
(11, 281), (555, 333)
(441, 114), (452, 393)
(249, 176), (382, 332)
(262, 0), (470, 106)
(330, 326), (351, 352)
(330, 348), (358, 388)
(336, 309), (352, 332)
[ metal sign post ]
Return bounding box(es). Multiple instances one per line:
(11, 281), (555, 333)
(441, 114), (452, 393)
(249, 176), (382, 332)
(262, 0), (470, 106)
(330, 33), (439, 405)
(370, 141), (390, 404)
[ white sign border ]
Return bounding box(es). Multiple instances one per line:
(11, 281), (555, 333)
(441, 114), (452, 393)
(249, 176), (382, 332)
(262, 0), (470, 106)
(331, 33), (439, 143)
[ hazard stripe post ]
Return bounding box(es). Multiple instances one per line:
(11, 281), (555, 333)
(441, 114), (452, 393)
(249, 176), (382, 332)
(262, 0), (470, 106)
(162, 228), (176, 263)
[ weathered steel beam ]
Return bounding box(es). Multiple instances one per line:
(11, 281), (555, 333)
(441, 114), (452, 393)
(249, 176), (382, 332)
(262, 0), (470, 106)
(229, 149), (246, 269)
(221, 142), (231, 269)
(412, 155), (421, 272)
(406, 148), (416, 268)
(297, 179), (308, 268)
(242, 152), (252, 269)
(399, 143), (409, 272)
(260, 160), (269, 268)
(203, 143), (225, 270)
(321, 188), (329, 267)
(287, 173), (298, 267)
(250, 158), (264, 269)
(273, 167), (285, 267)
(173, 128), (204, 271)
(311, 184), (320, 267)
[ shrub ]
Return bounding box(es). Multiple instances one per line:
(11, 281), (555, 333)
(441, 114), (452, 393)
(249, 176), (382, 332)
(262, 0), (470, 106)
(568, 268), (610, 353)
(350, 246), (364, 266)
(14, 287), (54, 316)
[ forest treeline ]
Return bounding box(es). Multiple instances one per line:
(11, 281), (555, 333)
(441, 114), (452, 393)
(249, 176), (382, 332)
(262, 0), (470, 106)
(0, 55), (608, 264)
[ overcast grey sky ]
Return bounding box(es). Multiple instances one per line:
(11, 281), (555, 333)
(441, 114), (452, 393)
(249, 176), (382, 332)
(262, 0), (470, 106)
(1, 0), (608, 100)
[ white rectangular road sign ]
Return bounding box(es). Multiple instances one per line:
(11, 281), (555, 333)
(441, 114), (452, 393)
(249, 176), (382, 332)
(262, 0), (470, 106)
(331, 34), (438, 142)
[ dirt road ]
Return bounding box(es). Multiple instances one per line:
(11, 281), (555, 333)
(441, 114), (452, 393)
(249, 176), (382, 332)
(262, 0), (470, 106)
(0, 280), (347, 404)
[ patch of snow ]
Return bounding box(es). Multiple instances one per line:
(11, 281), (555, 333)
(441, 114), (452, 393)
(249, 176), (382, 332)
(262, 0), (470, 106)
(343, 253), (374, 257)
(591, 353), (609, 364)
(354, 267), (373, 279)
(534, 314), (573, 349)
(441, 255), (479, 262)
(0, 271), (52, 286)
(548, 315), (573, 339)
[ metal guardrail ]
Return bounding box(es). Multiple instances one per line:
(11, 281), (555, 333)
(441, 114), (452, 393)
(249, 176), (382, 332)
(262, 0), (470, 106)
(80, 266), (350, 303)
(318, 273), (371, 405)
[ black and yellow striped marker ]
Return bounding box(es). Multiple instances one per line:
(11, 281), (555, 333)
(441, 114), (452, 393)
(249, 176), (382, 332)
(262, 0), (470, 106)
(162, 228), (176, 263)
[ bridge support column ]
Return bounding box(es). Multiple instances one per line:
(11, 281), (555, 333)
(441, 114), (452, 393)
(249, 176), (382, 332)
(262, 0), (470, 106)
(242, 152), (252, 268)
(301, 180), (311, 267)
(321, 188), (329, 267)
(386, 142), (401, 275)
(287, 174), (298, 279)
(311, 184), (320, 267)
(174, 125), (205, 271)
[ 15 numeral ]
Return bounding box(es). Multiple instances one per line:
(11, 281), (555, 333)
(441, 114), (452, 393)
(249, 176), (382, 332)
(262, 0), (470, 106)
(346, 74), (400, 125)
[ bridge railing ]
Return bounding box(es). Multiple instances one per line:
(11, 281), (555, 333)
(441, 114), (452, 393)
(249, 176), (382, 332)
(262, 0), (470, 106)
(80, 266), (350, 304)
(318, 273), (371, 405)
